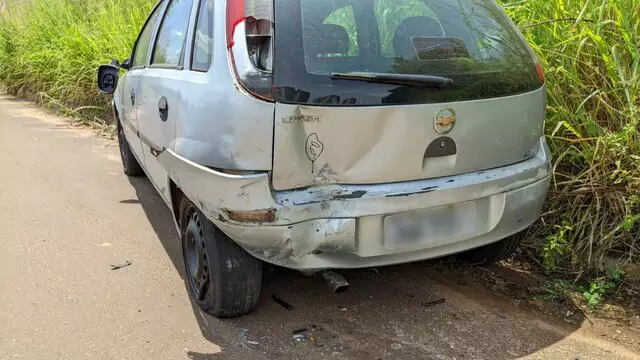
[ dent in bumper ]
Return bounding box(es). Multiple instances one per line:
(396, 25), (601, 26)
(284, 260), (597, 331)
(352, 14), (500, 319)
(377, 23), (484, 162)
(217, 218), (357, 264)
(217, 175), (550, 271)
(160, 138), (552, 271)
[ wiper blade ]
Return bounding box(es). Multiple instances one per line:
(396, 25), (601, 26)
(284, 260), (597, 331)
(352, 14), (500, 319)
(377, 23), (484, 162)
(330, 72), (453, 88)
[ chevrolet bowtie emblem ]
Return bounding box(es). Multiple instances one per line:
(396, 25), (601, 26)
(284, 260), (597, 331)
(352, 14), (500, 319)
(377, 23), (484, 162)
(434, 108), (456, 134)
(436, 115), (455, 127)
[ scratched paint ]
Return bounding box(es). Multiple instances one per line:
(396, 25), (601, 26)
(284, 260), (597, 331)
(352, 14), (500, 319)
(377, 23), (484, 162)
(157, 135), (551, 271)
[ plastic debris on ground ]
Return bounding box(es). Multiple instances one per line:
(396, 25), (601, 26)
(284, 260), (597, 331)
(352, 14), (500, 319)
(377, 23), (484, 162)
(110, 261), (132, 270)
(272, 294), (295, 310)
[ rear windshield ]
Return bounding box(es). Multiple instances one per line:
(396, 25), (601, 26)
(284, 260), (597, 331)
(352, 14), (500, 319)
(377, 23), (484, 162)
(273, 0), (542, 106)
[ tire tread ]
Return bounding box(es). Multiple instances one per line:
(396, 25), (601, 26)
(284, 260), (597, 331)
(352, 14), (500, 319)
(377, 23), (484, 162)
(180, 197), (262, 318)
(118, 127), (144, 177)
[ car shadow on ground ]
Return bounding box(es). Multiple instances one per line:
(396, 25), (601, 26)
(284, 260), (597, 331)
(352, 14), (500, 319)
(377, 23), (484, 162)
(127, 176), (582, 360)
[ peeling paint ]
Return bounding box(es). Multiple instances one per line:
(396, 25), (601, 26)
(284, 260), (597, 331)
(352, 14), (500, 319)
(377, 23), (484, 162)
(294, 191), (365, 206)
(313, 164), (339, 184)
(333, 190), (367, 200)
(385, 187), (438, 198)
(158, 135), (551, 270)
(212, 139), (551, 270)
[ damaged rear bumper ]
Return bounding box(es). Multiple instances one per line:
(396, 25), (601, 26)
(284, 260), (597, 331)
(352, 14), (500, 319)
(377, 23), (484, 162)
(158, 138), (552, 272)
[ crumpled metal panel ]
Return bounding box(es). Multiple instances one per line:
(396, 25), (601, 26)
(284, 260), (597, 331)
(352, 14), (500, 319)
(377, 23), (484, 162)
(158, 136), (551, 271)
(156, 149), (275, 219)
(272, 87), (546, 190)
(217, 176), (550, 272)
(272, 138), (550, 225)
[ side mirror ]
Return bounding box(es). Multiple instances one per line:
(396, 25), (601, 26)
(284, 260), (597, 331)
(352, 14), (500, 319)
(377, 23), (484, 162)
(120, 58), (132, 70)
(97, 64), (119, 94)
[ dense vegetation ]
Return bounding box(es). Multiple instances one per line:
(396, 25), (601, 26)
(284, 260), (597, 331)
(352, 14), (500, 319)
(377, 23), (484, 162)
(502, 0), (639, 275)
(0, 0), (637, 276)
(0, 0), (154, 111)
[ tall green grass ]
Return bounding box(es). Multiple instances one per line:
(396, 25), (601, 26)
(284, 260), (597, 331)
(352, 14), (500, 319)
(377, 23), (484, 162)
(498, 0), (640, 273)
(0, 0), (637, 273)
(0, 0), (155, 111)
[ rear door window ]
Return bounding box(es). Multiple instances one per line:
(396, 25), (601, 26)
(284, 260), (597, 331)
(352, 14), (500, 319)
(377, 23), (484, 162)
(132, 2), (165, 68)
(152, 0), (195, 67)
(191, 0), (214, 72)
(274, 0), (542, 105)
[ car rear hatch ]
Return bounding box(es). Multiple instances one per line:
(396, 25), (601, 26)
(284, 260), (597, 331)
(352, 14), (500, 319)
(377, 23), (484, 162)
(269, 0), (545, 190)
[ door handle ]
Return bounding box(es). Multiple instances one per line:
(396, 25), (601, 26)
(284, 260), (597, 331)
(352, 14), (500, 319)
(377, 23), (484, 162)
(158, 96), (168, 122)
(130, 90), (136, 106)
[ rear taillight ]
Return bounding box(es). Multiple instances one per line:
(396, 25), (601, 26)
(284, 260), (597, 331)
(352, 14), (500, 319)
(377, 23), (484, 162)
(226, 0), (274, 101)
(226, 0), (244, 48)
(535, 63), (545, 85)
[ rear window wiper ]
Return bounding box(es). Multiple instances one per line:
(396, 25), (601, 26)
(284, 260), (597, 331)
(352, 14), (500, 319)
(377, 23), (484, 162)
(330, 72), (453, 88)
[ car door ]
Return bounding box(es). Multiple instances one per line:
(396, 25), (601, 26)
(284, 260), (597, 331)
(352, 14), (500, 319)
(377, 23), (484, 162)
(119, 1), (166, 165)
(136, 0), (197, 201)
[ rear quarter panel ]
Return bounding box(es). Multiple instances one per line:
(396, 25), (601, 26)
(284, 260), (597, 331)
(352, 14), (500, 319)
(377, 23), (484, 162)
(168, 0), (274, 171)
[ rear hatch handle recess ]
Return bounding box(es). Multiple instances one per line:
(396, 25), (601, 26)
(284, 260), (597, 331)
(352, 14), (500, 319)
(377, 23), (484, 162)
(330, 72), (454, 88)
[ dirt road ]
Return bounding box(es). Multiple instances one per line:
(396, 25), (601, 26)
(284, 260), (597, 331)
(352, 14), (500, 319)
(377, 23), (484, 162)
(0, 95), (638, 360)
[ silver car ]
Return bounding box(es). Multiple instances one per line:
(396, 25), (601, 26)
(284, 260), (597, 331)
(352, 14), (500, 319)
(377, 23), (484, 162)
(98, 0), (551, 317)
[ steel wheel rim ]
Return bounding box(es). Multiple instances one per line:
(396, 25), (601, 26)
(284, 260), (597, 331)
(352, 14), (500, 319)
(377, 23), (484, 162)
(184, 211), (209, 300)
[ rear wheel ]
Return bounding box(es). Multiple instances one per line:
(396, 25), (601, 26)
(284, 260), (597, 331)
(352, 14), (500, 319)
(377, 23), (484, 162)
(180, 197), (262, 318)
(456, 232), (523, 265)
(117, 126), (144, 177)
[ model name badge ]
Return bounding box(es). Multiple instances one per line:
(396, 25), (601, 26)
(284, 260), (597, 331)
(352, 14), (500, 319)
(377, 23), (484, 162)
(282, 115), (321, 124)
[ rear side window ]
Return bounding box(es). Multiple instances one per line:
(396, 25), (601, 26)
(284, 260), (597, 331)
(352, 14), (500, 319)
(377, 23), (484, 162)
(191, 0), (214, 72)
(132, 2), (165, 68)
(152, 0), (195, 66)
(274, 0), (542, 106)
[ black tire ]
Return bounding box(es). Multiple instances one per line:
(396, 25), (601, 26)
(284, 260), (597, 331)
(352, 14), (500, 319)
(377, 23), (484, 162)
(179, 197), (262, 318)
(117, 125), (144, 177)
(456, 232), (523, 265)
